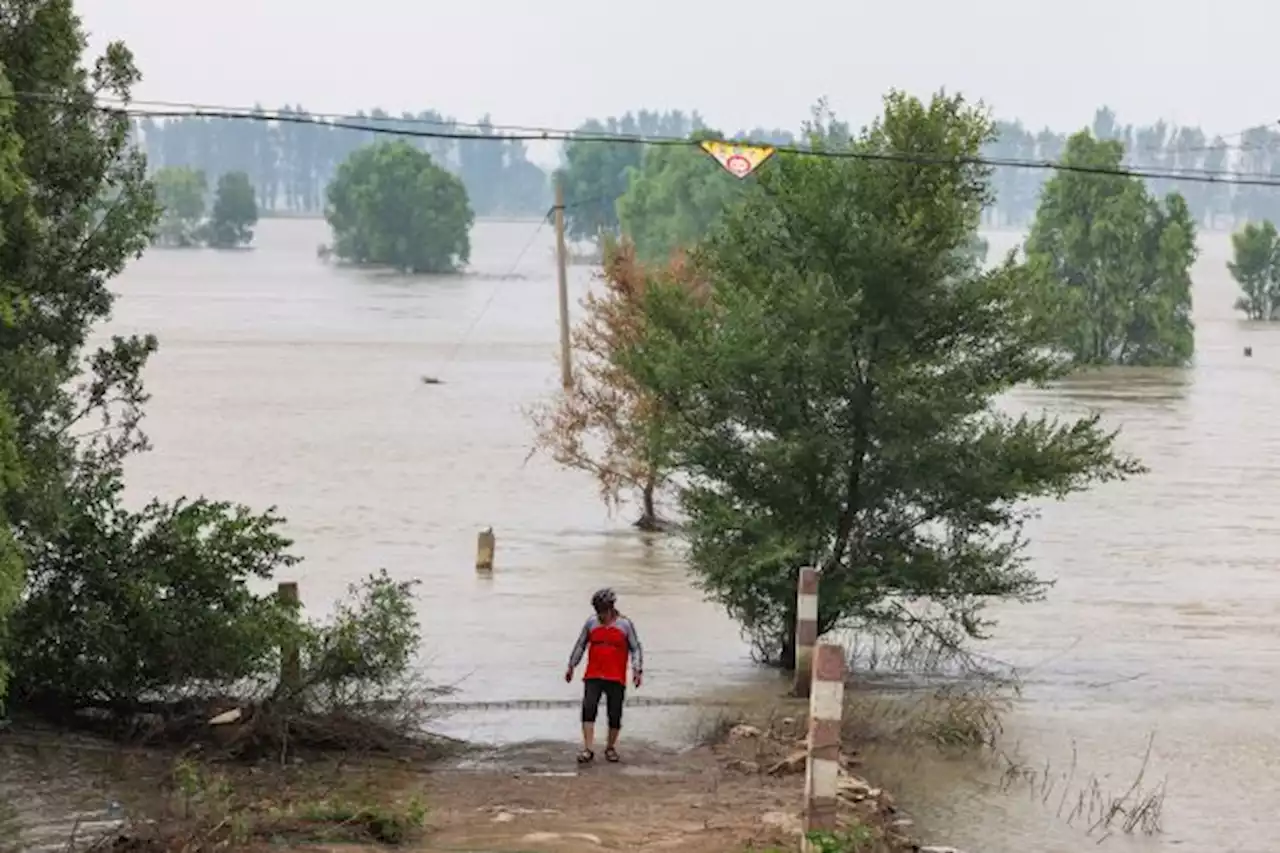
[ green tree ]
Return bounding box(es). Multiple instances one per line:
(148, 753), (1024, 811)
(325, 141), (473, 274)
(1026, 131), (1197, 366)
(1228, 220), (1280, 320)
(152, 165), (207, 247)
(557, 127), (641, 244)
(0, 1), (158, 705)
(0, 400), (19, 709)
(0, 2), (421, 726)
(0, 68), (24, 707)
(620, 94), (1142, 665)
(616, 131), (754, 263)
(207, 170), (259, 248)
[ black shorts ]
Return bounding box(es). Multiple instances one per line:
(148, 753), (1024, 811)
(581, 677), (626, 729)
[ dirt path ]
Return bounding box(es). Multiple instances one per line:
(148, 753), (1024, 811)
(411, 739), (803, 852)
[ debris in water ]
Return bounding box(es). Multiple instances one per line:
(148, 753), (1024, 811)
(209, 708), (243, 726)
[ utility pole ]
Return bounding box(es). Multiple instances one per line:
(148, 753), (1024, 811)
(553, 177), (573, 389)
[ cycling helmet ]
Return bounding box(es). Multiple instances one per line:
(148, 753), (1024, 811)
(590, 587), (617, 611)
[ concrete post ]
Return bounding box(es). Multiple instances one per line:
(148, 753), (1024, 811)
(277, 581), (301, 694)
(476, 527), (495, 572)
(802, 643), (845, 849)
(793, 567), (819, 697)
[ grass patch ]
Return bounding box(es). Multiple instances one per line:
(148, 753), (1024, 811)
(85, 756), (430, 850)
(748, 826), (890, 853)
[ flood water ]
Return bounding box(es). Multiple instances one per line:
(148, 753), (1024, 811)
(4, 218), (1278, 852)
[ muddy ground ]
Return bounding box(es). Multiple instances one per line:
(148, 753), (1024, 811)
(419, 738), (804, 852)
(281, 708), (907, 853)
(3, 701), (918, 853)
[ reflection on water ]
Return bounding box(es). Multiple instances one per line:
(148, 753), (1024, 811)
(2, 221), (1277, 852)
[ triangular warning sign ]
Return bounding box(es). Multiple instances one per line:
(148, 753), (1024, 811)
(699, 140), (776, 179)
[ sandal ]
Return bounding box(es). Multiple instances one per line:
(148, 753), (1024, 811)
(604, 747), (620, 763)
(576, 749), (595, 764)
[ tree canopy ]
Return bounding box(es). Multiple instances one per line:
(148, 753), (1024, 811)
(620, 94), (1143, 665)
(207, 170), (259, 249)
(556, 111), (704, 245)
(0, 69), (23, 705)
(325, 141), (473, 274)
(1228, 220), (1280, 320)
(616, 131), (754, 264)
(1026, 131), (1197, 367)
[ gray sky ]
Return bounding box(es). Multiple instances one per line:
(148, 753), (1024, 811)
(80, 0), (1279, 140)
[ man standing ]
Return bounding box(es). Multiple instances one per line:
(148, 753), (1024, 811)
(564, 587), (643, 764)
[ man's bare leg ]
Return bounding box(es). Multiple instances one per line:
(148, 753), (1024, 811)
(581, 722), (595, 752)
(606, 728), (620, 750)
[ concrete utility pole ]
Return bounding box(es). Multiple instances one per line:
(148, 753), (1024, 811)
(553, 178), (573, 389)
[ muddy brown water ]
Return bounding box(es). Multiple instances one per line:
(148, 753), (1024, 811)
(3, 219), (1278, 852)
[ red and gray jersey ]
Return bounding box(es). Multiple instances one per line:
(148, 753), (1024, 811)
(568, 613), (643, 684)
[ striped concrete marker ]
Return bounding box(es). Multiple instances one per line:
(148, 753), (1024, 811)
(792, 567), (819, 697)
(802, 643), (845, 849)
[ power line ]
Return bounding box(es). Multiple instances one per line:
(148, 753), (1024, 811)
(125, 106), (1280, 189)
(436, 208), (554, 372)
(7, 91), (1280, 189)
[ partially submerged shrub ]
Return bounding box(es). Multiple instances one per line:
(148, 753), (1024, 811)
(220, 571), (448, 758)
(6, 496), (297, 715)
(4, 488), (439, 757)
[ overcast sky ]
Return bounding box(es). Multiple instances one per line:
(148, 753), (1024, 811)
(79, 0), (1280, 141)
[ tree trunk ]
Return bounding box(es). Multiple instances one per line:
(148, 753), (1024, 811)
(779, 606), (797, 671)
(779, 631), (797, 672)
(634, 477), (661, 531)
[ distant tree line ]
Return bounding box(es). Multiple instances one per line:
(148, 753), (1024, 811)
(985, 107), (1277, 228)
(133, 104), (1280, 229)
(132, 108), (796, 226)
(131, 108), (551, 218)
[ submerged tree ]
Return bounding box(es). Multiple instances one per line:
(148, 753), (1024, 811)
(1026, 131), (1197, 366)
(207, 170), (259, 248)
(325, 141), (473, 273)
(152, 165), (207, 247)
(528, 243), (698, 530)
(1228, 220), (1280, 320)
(621, 94), (1143, 665)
